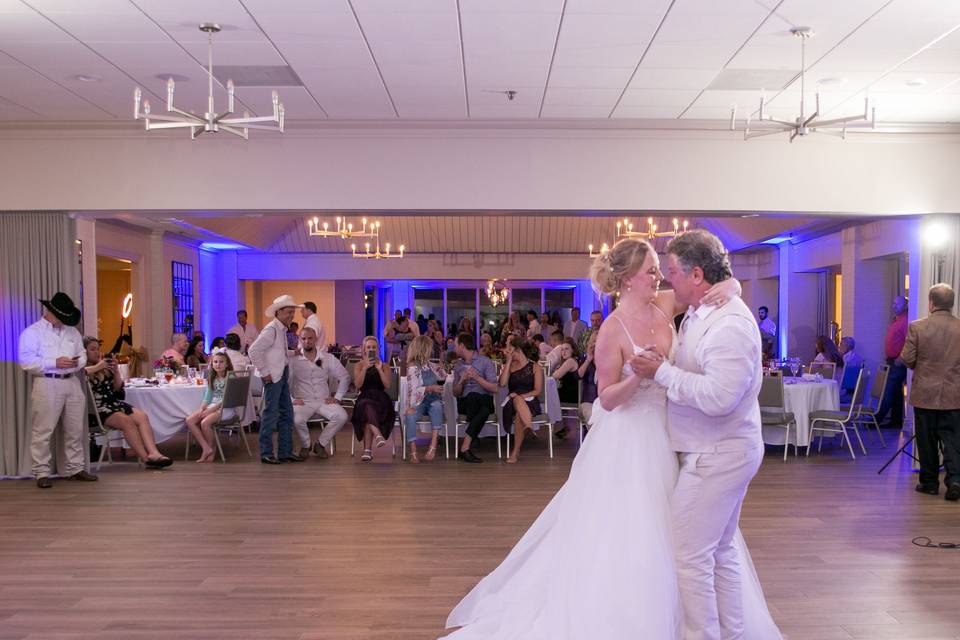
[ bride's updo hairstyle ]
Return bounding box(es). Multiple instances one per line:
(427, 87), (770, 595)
(589, 237), (653, 296)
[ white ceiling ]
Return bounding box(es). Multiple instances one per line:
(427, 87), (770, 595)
(2, 0), (958, 123)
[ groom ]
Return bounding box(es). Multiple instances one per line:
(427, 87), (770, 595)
(632, 230), (764, 640)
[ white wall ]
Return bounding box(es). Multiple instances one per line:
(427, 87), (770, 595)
(1, 127), (959, 214)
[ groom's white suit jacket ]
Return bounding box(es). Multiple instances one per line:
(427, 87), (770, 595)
(654, 296), (763, 453)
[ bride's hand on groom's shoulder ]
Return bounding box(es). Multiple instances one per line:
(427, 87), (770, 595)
(701, 277), (741, 307)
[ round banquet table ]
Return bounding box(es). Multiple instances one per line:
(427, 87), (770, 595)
(761, 377), (840, 448)
(123, 383), (256, 446)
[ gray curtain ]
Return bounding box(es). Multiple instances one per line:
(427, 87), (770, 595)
(816, 271), (829, 340)
(925, 216), (960, 308)
(0, 212), (80, 478)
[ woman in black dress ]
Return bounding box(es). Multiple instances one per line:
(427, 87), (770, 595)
(499, 337), (544, 464)
(82, 337), (173, 469)
(350, 336), (396, 461)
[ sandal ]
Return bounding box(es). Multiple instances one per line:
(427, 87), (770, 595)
(424, 446), (436, 461)
(361, 449), (373, 462)
(409, 449), (420, 464)
(374, 435), (387, 449)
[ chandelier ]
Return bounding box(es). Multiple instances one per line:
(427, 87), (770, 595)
(486, 279), (509, 307)
(308, 216), (380, 239)
(351, 239), (404, 259)
(133, 23), (285, 140)
(732, 27), (875, 142)
(588, 217), (689, 257)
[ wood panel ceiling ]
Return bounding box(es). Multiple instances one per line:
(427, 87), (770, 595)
(1, 0), (958, 124)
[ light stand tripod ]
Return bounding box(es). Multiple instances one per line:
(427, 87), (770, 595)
(877, 430), (919, 474)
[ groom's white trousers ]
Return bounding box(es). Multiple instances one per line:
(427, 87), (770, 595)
(673, 445), (763, 640)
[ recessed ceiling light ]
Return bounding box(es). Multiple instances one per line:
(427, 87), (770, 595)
(817, 77), (846, 86)
(74, 74), (102, 82)
(905, 78), (927, 87)
(155, 73), (190, 82)
(740, 213), (760, 218)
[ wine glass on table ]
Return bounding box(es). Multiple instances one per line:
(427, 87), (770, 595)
(789, 357), (801, 379)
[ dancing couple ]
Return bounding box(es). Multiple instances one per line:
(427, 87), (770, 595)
(442, 230), (782, 640)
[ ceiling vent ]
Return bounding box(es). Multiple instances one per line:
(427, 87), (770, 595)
(212, 65), (303, 87)
(706, 68), (797, 91)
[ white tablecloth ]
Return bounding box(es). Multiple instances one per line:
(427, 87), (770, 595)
(124, 383), (256, 445)
(762, 378), (840, 448)
(398, 376), (562, 437)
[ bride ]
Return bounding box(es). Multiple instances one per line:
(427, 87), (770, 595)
(442, 237), (782, 639)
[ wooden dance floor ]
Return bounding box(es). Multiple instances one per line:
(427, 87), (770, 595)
(1, 429), (959, 640)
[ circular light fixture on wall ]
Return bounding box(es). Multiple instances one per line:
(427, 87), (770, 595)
(122, 293), (134, 319)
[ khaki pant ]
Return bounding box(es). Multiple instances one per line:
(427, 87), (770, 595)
(293, 400), (349, 449)
(31, 376), (86, 478)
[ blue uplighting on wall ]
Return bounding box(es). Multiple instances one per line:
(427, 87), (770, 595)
(200, 242), (247, 251)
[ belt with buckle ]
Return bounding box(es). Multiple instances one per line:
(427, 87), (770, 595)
(43, 373), (73, 379)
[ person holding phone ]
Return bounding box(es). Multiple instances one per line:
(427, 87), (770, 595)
(499, 336), (544, 464)
(18, 292), (98, 488)
(350, 336), (396, 461)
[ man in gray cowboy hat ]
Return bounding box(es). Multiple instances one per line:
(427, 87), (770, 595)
(18, 292), (98, 488)
(249, 294), (304, 464)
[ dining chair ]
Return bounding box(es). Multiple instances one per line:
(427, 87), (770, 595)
(758, 374), (797, 461)
(808, 361), (837, 380)
(808, 368), (867, 460)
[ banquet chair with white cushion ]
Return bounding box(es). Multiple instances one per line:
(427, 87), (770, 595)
(849, 364), (888, 447)
(452, 396), (505, 459)
(808, 368), (867, 460)
(808, 361), (837, 380)
(185, 372), (253, 463)
(85, 379), (142, 471)
(758, 373), (797, 461)
(504, 386), (554, 459)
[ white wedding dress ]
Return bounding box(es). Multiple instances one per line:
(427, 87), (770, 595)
(442, 328), (782, 640)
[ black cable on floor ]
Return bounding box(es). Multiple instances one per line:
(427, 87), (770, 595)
(912, 536), (960, 549)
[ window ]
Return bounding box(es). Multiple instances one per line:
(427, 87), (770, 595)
(510, 288), (541, 316)
(544, 288), (574, 312)
(171, 261), (194, 337)
(413, 288), (444, 331)
(446, 288), (476, 338)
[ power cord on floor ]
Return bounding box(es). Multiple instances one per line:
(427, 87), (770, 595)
(912, 536), (960, 549)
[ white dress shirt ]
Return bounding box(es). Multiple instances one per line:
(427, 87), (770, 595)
(225, 348), (250, 370)
(227, 322), (259, 353)
(655, 297), (763, 453)
(563, 319), (588, 344)
(842, 350), (864, 370)
(18, 317), (86, 376)
(526, 319), (541, 339)
(288, 350), (350, 401)
(248, 318), (289, 382)
(303, 313), (326, 350)
(758, 317), (776, 337)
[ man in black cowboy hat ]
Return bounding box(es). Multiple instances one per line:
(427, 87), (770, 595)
(18, 292), (98, 488)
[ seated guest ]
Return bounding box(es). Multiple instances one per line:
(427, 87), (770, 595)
(457, 315), (474, 337)
(838, 336), (865, 369)
(350, 336), (396, 462)
(525, 310), (541, 339)
(533, 334), (551, 359)
(224, 333), (249, 370)
(184, 350), (235, 463)
(544, 331), (565, 371)
(580, 310), (603, 354)
(500, 337), (544, 464)
(403, 336), (448, 463)
(578, 333), (599, 426)
(551, 342), (580, 405)
(499, 311), (522, 346)
(478, 331), (497, 358)
(814, 336), (842, 366)
(417, 313), (429, 335)
(185, 334), (208, 367)
(452, 332), (499, 463)
(289, 327), (350, 459)
(161, 332), (188, 365)
(83, 337), (173, 469)
(210, 336), (226, 350)
(286, 321), (300, 351)
(428, 321), (446, 359)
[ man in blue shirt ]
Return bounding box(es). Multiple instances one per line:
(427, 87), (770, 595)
(452, 332), (499, 463)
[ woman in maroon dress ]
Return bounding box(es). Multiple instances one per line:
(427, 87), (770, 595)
(350, 336), (396, 461)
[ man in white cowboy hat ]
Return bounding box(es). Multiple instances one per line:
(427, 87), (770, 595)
(248, 294), (305, 464)
(18, 292), (98, 488)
